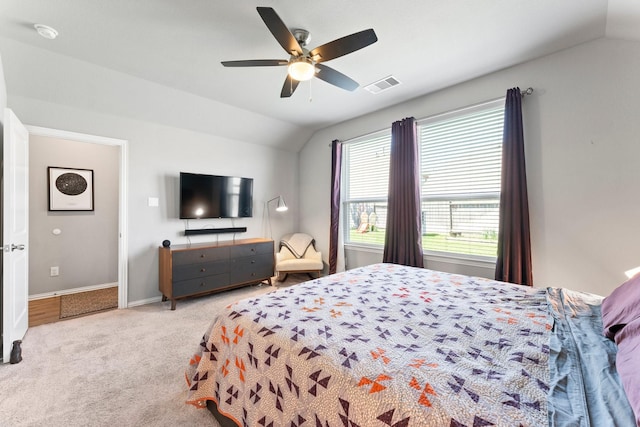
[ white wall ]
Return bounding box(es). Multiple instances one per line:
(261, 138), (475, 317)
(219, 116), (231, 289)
(0, 52), (6, 115)
(0, 37), (311, 152)
(0, 52), (5, 339)
(300, 38), (640, 297)
(29, 135), (119, 295)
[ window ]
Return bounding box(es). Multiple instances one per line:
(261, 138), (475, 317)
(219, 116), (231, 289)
(343, 99), (504, 259)
(343, 131), (391, 246)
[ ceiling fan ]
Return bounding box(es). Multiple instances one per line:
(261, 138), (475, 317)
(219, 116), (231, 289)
(221, 7), (378, 98)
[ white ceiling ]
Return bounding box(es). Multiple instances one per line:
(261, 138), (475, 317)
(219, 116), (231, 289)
(0, 0), (639, 141)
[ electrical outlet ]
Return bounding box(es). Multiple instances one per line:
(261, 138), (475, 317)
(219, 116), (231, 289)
(50, 266), (59, 277)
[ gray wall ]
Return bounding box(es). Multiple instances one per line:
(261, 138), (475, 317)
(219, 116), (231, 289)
(8, 101), (300, 304)
(300, 38), (640, 297)
(29, 135), (119, 295)
(0, 39), (301, 305)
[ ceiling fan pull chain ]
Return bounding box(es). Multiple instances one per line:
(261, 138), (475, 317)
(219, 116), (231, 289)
(309, 79), (313, 103)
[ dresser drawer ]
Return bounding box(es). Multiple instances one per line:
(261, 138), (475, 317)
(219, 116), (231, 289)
(172, 246), (229, 265)
(230, 253), (274, 283)
(173, 260), (228, 282)
(229, 241), (273, 258)
(172, 273), (230, 298)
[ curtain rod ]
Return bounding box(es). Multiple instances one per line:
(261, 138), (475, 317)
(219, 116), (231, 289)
(330, 86), (534, 146)
(521, 87), (534, 96)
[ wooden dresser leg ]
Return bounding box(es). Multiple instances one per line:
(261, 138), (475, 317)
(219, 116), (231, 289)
(171, 299), (176, 310)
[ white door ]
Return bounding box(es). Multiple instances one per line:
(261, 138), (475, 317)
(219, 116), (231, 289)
(2, 108), (29, 363)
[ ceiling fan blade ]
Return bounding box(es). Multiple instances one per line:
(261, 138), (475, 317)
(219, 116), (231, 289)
(315, 64), (359, 91)
(310, 29), (378, 63)
(257, 7), (303, 56)
(221, 59), (288, 67)
(280, 75), (300, 98)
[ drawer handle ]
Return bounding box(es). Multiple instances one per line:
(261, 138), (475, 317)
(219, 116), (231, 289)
(200, 282), (205, 287)
(200, 254), (205, 258)
(200, 268), (206, 272)
(251, 260), (255, 264)
(251, 248), (255, 252)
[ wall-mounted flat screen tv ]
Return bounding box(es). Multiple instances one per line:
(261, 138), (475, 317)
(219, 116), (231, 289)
(179, 172), (253, 219)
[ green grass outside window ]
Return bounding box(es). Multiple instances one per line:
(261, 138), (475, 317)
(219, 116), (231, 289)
(348, 229), (497, 257)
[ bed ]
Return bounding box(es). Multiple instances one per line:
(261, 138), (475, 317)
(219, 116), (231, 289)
(185, 263), (638, 426)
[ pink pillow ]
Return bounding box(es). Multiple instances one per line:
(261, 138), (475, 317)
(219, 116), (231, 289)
(614, 318), (640, 426)
(602, 273), (640, 339)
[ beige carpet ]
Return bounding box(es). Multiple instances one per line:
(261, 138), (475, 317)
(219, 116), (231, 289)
(0, 275), (307, 427)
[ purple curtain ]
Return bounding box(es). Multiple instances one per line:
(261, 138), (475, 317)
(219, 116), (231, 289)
(495, 88), (533, 286)
(383, 117), (424, 267)
(329, 140), (342, 274)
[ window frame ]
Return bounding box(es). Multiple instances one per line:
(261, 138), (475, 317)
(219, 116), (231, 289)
(341, 98), (504, 264)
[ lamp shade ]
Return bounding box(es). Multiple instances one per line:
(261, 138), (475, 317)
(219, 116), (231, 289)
(276, 196), (288, 211)
(267, 195), (288, 212)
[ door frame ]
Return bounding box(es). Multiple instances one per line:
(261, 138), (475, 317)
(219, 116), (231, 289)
(26, 126), (129, 308)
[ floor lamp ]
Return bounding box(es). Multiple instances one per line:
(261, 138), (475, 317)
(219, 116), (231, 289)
(266, 195), (288, 239)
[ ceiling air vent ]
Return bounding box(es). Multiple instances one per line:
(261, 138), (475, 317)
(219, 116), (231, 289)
(364, 75), (401, 94)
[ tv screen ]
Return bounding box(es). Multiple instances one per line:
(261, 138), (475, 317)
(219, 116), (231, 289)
(179, 172), (253, 219)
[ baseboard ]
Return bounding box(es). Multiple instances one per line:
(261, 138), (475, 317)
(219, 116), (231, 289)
(127, 296), (163, 308)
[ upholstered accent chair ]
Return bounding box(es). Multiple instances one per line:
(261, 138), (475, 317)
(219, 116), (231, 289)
(275, 233), (323, 282)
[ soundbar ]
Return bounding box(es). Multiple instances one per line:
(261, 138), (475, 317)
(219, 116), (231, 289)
(184, 227), (247, 236)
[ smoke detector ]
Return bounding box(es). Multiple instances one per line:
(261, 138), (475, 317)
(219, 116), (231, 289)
(34, 24), (58, 40)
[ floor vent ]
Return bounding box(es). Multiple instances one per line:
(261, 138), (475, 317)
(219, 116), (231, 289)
(364, 75), (401, 94)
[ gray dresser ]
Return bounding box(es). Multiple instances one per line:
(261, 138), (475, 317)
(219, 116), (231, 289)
(159, 238), (274, 310)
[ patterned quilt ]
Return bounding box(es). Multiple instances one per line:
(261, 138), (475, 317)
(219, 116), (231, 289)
(186, 263), (551, 426)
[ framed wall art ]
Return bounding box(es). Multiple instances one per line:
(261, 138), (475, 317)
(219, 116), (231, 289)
(48, 167), (94, 211)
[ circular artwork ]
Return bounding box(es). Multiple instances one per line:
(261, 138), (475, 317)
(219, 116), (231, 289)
(55, 172), (88, 196)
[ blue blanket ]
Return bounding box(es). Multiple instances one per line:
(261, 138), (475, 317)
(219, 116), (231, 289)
(547, 287), (635, 426)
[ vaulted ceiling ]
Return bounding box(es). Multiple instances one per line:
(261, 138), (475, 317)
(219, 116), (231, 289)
(1, 1), (639, 150)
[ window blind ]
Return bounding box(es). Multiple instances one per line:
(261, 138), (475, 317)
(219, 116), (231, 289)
(342, 99), (505, 258)
(344, 131), (391, 200)
(419, 104), (504, 198)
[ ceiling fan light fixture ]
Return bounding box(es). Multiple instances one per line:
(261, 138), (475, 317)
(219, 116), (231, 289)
(288, 59), (315, 81)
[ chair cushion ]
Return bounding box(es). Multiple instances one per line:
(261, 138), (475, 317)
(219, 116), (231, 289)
(276, 257), (323, 272)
